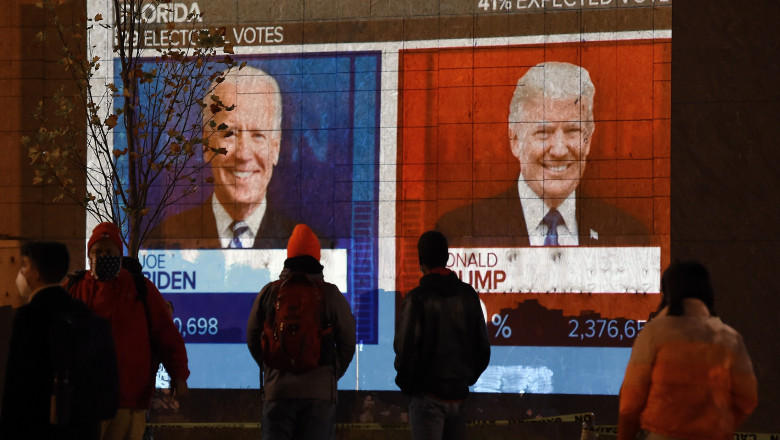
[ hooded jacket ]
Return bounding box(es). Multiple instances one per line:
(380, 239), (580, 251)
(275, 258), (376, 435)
(68, 269), (189, 409)
(246, 256), (356, 402)
(618, 299), (758, 440)
(394, 270), (491, 400)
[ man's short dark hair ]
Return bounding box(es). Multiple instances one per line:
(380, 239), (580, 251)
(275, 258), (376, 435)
(418, 231), (449, 269)
(661, 260), (716, 317)
(20, 241), (70, 284)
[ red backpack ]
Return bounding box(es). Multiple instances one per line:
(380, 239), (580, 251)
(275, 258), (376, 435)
(260, 274), (332, 373)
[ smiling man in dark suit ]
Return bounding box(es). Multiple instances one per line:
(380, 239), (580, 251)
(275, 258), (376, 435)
(148, 66), (295, 249)
(436, 62), (649, 247)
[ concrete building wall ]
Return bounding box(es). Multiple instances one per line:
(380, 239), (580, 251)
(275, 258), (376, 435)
(0, 0), (87, 307)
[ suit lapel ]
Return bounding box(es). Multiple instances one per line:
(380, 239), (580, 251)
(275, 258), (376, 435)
(200, 200), (222, 249)
(576, 196), (599, 246)
(506, 187), (531, 247)
(252, 205), (295, 249)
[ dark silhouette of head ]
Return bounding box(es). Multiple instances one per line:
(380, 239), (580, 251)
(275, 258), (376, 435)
(20, 241), (70, 284)
(121, 256), (143, 274)
(661, 260), (716, 317)
(418, 231), (449, 270)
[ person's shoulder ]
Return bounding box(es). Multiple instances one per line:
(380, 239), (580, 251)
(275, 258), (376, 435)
(257, 279), (282, 300)
(319, 279), (341, 293)
(405, 283), (437, 305)
(65, 269), (89, 288)
(637, 313), (692, 341)
(65, 295), (98, 321)
(313, 279), (348, 305)
(453, 275), (479, 296)
(639, 315), (664, 332)
(404, 285), (425, 300)
(35, 287), (98, 323)
(29, 285), (71, 306)
(710, 317), (744, 344)
(319, 282), (353, 321)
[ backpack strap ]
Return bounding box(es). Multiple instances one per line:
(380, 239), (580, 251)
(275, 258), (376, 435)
(257, 280), (284, 395)
(131, 270), (155, 367)
(121, 257), (157, 384)
(65, 270), (88, 292)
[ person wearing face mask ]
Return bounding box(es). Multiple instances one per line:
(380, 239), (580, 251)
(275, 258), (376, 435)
(1, 241), (117, 439)
(68, 222), (190, 440)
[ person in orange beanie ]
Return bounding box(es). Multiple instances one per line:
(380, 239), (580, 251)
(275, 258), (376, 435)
(286, 223), (321, 261)
(246, 224), (355, 440)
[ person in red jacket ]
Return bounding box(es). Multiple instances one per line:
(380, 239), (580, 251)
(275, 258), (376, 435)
(69, 222), (189, 440)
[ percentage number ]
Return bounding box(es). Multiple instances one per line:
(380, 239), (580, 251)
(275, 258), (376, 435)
(491, 313), (513, 338)
(478, 0), (512, 11)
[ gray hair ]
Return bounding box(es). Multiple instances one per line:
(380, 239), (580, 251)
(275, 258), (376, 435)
(508, 62), (595, 135)
(202, 65), (282, 133)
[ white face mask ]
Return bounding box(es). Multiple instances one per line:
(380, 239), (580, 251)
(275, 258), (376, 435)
(15, 270), (32, 299)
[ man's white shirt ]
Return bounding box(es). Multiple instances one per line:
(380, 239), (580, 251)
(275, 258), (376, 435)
(517, 177), (579, 246)
(212, 194), (267, 248)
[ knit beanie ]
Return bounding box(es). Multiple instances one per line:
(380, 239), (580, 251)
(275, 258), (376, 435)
(287, 224), (320, 261)
(88, 222), (123, 254)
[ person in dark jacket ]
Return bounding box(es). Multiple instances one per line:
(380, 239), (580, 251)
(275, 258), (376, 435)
(394, 230), (491, 440)
(1, 241), (117, 439)
(246, 223), (356, 440)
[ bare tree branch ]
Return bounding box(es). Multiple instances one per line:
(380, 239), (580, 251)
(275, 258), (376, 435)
(25, 0), (238, 256)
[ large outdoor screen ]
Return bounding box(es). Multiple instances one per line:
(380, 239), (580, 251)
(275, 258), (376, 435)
(92, 0), (671, 394)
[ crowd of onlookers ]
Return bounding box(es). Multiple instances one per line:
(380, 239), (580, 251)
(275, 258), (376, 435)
(0, 223), (758, 440)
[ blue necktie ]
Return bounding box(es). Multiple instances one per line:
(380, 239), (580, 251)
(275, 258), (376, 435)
(229, 221), (250, 249)
(542, 209), (563, 246)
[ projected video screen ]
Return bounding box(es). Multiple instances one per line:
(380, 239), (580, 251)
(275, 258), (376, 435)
(396, 40), (671, 393)
(97, 0), (671, 394)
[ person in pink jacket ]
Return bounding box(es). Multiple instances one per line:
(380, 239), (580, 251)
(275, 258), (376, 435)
(618, 261), (758, 440)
